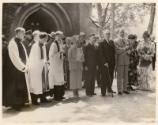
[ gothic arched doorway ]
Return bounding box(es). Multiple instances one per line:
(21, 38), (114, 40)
(10, 3), (73, 39)
(23, 9), (58, 33)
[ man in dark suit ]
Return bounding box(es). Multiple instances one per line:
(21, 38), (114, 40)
(99, 30), (116, 96)
(84, 34), (97, 96)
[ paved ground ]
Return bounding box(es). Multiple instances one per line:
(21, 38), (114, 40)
(2, 77), (156, 123)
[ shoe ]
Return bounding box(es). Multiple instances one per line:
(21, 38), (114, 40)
(32, 101), (40, 105)
(12, 105), (22, 111)
(54, 97), (65, 101)
(118, 92), (122, 95)
(111, 90), (116, 93)
(101, 93), (106, 97)
(107, 92), (113, 96)
(130, 86), (135, 91)
(108, 90), (116, 94)
(54, 98), (62, 101)
(92, 93), (97, 95)
(41, 98), (52, 103)
(61, 97), (65, 100)
(87, 95), (93, 97)
(123, 91), (130, 94)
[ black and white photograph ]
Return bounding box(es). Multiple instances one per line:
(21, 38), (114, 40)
(1, 0), (157, 124)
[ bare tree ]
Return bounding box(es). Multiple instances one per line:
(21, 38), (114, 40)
(110, 3), (115, 39)
(147, 3), (156, 35)
(89, 3), (110, 37)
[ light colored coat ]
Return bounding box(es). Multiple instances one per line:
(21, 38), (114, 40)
(28, 42), (44, 95)
(115, 38), (130, 66)
(48, 42), (65, 88)
(68, 46), (84, 89)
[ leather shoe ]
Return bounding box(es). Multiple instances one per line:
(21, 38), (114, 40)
(123, 91), (130, 94)
(118, 92), (122, 95)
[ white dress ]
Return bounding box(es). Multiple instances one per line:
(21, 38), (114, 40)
(48, 42), (65, 88)
(28, 42), (44, 95)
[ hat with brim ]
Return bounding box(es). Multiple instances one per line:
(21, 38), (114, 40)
(15, 27), (25, 33)
(55, 31), (63, 35)
(39, 32), (48, 39)
(49, 32), (56, 38)
(25, 30), (32, 35)
(128, 34), (136, 40)
(80, 32), (86, 36)
(88, 33), (95, 38)
(143, 31), (150, 38)
(72, 35), (79, 43)
(33, 30), (40, 36)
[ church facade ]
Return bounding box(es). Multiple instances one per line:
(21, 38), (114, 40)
(3, 3), (96, 40)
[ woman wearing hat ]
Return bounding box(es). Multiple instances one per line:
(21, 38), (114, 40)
(68, 35), (84, 98)
(137, 31), (155, 91)
(127, 34), (139, 91)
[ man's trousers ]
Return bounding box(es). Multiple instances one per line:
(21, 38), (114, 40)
(116, 65), (129, 93)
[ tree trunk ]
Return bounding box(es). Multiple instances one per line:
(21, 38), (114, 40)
(147, 3), (156, 35)
(110, 3), (115, 39)
(96, 3), (103, 37)
(96, 3), (109, 38)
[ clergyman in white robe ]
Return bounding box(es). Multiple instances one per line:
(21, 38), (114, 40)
(28, 41), (43, 95)
(5, 36), (29, 109)
(48, 41), (65, 100)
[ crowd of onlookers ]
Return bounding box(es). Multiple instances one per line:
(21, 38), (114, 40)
(2, 27), (156, 111)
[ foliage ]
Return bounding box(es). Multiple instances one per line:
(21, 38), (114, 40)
(90, 3), (153, 39)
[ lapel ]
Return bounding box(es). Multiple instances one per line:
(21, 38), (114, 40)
(105, 39), (113, 48)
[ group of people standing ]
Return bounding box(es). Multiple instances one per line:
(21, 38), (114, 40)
(2, 27), (156, 111)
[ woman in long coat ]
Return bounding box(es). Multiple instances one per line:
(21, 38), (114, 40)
(127, 35), (139, 91)
(48, 31), (65, 101)
(68, 35), (84, 97)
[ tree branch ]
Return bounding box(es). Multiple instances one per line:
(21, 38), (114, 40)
(101, 3), (109, 26)
(104, 15), (111, 24)
(89, 17), (101, 28)
(96, 3), (102, 24)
